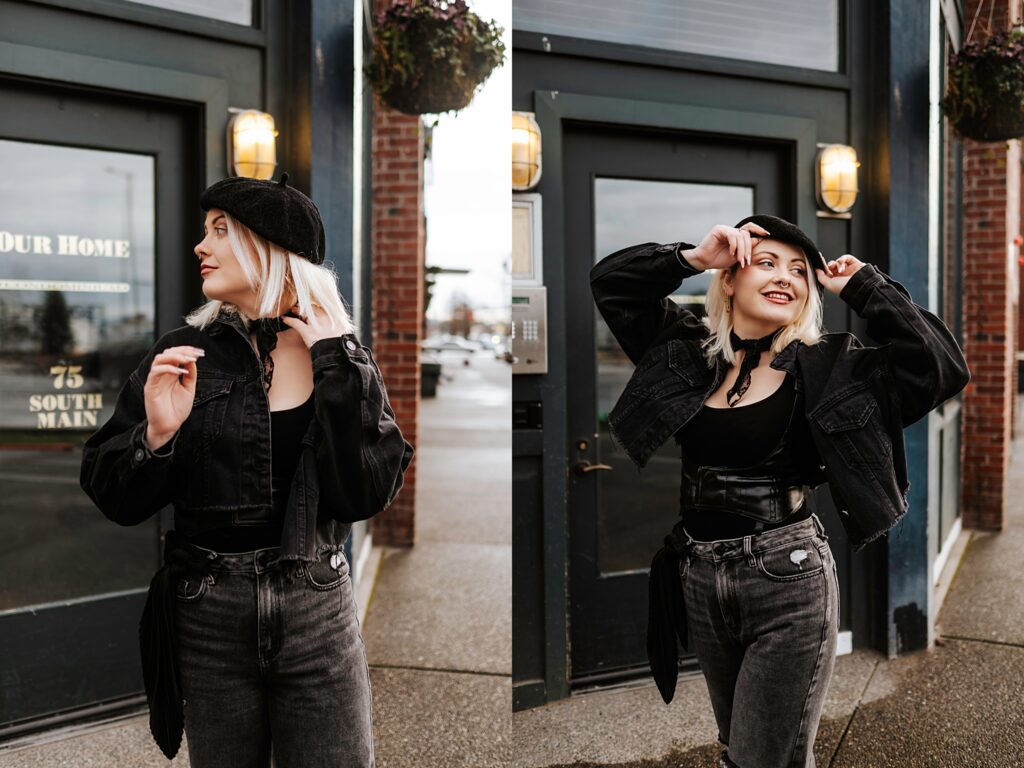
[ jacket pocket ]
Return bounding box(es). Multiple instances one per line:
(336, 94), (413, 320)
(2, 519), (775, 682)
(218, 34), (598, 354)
(666, 339), (715, 388)
(185, 375), (235, 463)
(627, 339), (710, 401)
(812, 388), (893, 472)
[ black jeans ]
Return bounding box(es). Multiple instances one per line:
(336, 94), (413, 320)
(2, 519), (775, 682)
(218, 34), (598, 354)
(174, 543), (373, 767)
(681, 514), (839, 768)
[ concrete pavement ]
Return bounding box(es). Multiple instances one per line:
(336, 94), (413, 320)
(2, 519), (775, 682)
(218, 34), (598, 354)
(512, 401), (1024, 768)
(363, 351), (512, 768)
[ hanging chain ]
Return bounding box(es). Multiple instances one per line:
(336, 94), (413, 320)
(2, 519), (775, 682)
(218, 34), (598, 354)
(967, 0), (988, 44)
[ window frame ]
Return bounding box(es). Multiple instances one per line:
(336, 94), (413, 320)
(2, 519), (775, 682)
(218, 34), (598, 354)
(21, 0), (266, 45)
(512, 0), (849, 87)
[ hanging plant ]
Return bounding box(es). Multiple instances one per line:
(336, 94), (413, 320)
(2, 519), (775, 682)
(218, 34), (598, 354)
(365, 0), (506, 116)
(940, 27), (1024, 141)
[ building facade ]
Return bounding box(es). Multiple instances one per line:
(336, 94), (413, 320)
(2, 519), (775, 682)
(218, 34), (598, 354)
(0, 0), (402, 735)
(512, 0), (976, 708)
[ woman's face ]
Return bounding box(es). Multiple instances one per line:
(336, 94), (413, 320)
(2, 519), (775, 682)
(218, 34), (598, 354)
(194, 209), (293, 318)
(723, 238), (810, 339)
(195, 209), (254, 307)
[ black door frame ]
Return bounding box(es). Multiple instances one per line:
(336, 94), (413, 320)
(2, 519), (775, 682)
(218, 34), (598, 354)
(0, 40), (229, 190)
(564, 124), (794, 682)
(519, 90), (821, 705)
(0, 71), (204, 735)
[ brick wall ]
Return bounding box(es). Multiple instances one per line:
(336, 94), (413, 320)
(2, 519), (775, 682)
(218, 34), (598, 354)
(960, 0), (1022, 530)
(370, 95), (424, 546)
(961, 137), (1020, 530)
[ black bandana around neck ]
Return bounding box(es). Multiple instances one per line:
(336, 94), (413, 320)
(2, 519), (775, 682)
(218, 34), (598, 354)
(726, 327), (782, 407)
(252, 312), (300, 392)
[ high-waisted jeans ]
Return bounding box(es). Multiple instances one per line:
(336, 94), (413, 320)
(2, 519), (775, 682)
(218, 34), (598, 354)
(681, 514), (839, 768)
(173, 543), (374, 767)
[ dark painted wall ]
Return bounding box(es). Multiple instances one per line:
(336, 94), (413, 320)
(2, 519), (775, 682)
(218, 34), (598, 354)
(511, 0), (933, 706)
(882, 0), (936, 657)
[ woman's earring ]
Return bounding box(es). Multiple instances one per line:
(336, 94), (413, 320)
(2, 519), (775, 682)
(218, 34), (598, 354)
(725, 296), (732, 313)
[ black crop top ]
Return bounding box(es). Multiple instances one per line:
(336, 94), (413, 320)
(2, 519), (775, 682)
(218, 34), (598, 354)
(677, 375), (795, 467)
(189, 391), (315, 552)
(674, 375), (816, 540)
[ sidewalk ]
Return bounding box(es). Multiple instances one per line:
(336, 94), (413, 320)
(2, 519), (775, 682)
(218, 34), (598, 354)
(363, 352), (512, 767)
(513, 400), (1024, 768)
(0, 353), (511, 768)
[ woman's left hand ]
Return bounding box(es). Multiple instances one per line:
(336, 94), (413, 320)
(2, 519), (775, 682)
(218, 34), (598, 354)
(815, 254), (867, 296)
(281, 305), (351, 349)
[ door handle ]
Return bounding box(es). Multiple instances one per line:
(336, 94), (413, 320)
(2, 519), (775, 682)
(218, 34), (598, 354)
(574, 460), (613, 475)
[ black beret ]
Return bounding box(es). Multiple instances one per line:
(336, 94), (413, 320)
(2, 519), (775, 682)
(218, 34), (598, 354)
(200, 172), (325, 264)
(733, 214), (825, 295)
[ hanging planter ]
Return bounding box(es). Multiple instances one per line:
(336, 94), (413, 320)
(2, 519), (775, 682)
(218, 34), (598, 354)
(365, 0), (506, 116)
(941, 28), (1024, 142)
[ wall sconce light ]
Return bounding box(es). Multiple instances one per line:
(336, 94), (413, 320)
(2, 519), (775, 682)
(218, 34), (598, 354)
(513, 111), (542, 191)
(816, 143), (859, 217)
(228, 109), (278, 180)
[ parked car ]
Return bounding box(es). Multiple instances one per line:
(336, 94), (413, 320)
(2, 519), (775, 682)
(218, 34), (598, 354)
(422, 335), (478, 354)
(471, 333), (499, 351)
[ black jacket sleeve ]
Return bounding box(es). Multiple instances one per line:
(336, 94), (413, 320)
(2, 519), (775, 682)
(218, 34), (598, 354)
(310, 333), (414, 522)
(838, 263), (971, 426)
(590, 241), (707, 365)
(79, 343), (181, 526)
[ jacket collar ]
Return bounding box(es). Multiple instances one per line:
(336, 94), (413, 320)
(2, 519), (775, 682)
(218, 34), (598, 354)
(709, 336), (802, 391)
(208, 307), (250, 338)
(768, 338), (801, 374)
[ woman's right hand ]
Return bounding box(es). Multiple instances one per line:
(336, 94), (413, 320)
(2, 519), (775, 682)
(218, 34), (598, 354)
(143, 345), (204, 450)
(680, 222), (772, 271)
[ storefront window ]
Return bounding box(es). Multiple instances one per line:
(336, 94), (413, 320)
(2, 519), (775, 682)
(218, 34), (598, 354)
(514, 0), (840, 72)
(121, 0), (253, 25)
(594, 178), (752, 573)
(0, 139), (158, 611)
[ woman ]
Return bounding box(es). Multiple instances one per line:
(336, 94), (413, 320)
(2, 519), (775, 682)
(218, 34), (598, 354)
(590, 215), (969, 768)
(80, 173), (414, 767)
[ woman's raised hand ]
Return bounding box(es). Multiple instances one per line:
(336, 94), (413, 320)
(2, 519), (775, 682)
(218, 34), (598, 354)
(281, 305), (352, 349)
(682, 223), (773, 271)
(815, 254), (866, 296)
(143, 345), (204, 450)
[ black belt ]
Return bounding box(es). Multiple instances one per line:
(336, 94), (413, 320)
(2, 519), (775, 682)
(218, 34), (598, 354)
(681, 465), (811, 524)
(139, 530), (217, 759)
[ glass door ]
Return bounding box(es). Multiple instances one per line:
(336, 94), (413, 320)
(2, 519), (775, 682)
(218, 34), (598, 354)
(564, 123), (791, 682)
(0, 79), (198, 731)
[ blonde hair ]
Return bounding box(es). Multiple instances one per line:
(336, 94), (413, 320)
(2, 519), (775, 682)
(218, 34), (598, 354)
(700, 253), (824, 365)
(185, 212), (356, 336)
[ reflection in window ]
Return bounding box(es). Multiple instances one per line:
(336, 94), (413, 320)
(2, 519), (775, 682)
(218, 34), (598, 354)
(121, 0), (252, 25)
(593, 178), (752, 573)
(0, 140), (158, 611)
(514, 0), (839, 72)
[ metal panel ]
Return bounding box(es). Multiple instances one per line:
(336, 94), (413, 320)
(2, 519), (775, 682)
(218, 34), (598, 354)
(514, 0), (840, 72)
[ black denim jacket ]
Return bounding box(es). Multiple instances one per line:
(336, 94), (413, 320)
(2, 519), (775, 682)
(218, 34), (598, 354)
(79, 308), (415, 562)
(591, 241), (970, 551)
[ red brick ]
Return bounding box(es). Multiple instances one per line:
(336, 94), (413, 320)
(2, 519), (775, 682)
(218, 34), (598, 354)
(961, 31), (1020, 532)
(369, 59), (426, 546)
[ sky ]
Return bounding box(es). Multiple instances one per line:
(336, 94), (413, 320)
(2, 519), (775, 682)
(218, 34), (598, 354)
(422, 0), (511, 324)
